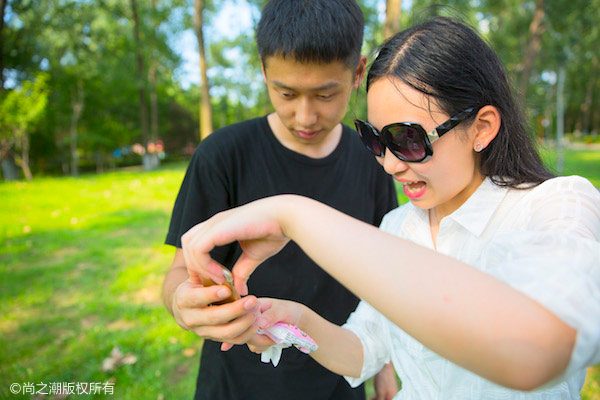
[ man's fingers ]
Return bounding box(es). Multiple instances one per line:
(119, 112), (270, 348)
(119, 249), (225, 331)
(177, 283), (231, 309)
(192, 310), (258, 342)
(222, 321), (263, 348)
(181, 296), (258, 328)
(247, 333), (275, 348)
(247, 334), (276, 354)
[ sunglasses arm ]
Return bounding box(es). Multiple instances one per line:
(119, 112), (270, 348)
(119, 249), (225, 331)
(427, 129), (440, 144)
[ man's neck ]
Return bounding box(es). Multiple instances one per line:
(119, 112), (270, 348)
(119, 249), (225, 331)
(267, 113), (343, 159)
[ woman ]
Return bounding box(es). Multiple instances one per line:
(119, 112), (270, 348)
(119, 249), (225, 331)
(181, 17), (600, 398)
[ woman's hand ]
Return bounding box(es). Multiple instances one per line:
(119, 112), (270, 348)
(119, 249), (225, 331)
(243, 298), (305, 354)
(181, 196), (292, 296)
(256, 298), (304, 328)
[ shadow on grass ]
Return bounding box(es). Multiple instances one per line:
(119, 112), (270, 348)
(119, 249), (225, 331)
(0, 207), (202, 399)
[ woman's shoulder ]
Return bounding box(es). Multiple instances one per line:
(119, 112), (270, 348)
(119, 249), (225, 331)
(534, 175), (598, 193)
(522, 175), (600, 206)
(512, 176), (600, 237)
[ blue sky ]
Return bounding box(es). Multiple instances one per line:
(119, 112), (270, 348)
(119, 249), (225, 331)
(173, 0), (256, 89)
(173, 0), (395, 90)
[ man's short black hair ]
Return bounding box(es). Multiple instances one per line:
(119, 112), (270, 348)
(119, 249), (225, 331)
(256, 0), (364, 68)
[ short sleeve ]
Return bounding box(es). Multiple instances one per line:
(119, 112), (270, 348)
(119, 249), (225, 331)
(165, 141), (231, 248)
(374, 173), (399, 227)
(341, 300), (391, 387)
(479, 176), (600, 373)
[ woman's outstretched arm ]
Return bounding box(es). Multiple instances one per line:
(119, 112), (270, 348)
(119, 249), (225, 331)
(253, 298), (365, 378)
(182, 194), (575, 390)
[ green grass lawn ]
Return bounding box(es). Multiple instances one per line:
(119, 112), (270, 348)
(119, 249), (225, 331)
(1, 148), (599, 399)
(0, 164), (200, 399)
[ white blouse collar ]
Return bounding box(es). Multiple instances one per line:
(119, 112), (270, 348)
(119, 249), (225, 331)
(447, 177), (509, 236)
(402, 177), (509, 238)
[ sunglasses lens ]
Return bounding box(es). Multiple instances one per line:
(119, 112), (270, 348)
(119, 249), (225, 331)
(386, 125), (427, 161)
(355, 121), (383, 156)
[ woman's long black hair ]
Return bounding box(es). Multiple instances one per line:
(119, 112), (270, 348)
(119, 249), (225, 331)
(367, 17), (554, 188)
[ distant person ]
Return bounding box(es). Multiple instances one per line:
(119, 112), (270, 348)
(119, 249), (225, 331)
(162, 1), (399, 399)
(180, 17), (600, 399)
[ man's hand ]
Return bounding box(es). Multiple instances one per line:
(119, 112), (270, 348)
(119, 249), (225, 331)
(372, 362), (398, 400)
(171, 278), (262, 347)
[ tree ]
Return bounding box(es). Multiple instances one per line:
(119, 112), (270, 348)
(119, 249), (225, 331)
(3, 0), (192, 176)
(68, 78), (84, 176)
(130, 0), (151, 169)
(148, 0), (160, 168)
(519, 0), (545, 98)
(0, 72), (49, 180)
(194, 0), (213, 140)
(0, 0), (7, 90)
(384, 0), (402, 39)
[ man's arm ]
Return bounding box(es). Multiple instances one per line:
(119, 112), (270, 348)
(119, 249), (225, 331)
(162, 249), (191, 319)
(162, 248), (262, 345)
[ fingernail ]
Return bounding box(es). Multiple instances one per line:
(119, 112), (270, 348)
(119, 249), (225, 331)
(208, 262), (225, 283)
(217, 288), (229, 299)
(243, 298), (255, 310)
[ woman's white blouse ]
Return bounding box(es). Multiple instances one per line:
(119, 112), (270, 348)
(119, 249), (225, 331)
(342, 176), (600, 399)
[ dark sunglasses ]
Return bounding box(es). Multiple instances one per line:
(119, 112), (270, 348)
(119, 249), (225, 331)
(354, 108), (476, 162)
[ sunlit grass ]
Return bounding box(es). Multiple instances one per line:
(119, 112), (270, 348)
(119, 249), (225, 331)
(1, 148), (599, 399)
(0, 164), (201, 399)
(539, 145), (600, 188)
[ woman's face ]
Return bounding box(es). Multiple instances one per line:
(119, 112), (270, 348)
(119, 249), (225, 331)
(367, 77), (484, 219)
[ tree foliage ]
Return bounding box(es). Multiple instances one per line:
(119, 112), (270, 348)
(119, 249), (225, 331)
(0, 0), (598, 179)
(0, 71), (48, 179)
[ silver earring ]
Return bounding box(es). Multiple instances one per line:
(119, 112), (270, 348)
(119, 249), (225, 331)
(474, 143), (484, 152)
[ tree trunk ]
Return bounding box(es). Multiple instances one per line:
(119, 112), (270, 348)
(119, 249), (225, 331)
(556, 66), (566, 174)
(148, 0), (160, 168)
(1, 140), (19, 181)
(591, 79), (600, 136)
(194, 0), (213, 140)
(0, 0), (7, 90)
(130, 0), (151, 168)
(593, 102), (600, 136)
(384, 0), (402, 40)
(20, 131), (32, 180)
(0, 0), (10, 175)
(580, 57), (598, 134)
(519, 0), (544, 98)
(95, 151), (104, 173)
(69, 80), (84, 176)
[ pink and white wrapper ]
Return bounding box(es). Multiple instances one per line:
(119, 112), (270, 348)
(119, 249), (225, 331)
(257, 322), (318, 367)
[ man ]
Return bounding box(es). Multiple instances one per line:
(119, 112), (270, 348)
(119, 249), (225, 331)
(162, 1), (398, 399)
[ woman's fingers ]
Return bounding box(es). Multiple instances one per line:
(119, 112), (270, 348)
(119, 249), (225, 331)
(181, 198), (293, 303)
(221, 342), (234, 351)
(231, 252), (264, 297)
(256, 298), (302, 329)
(182, 220), (228, 284)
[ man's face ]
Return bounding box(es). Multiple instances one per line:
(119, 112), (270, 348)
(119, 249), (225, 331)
(262, 55), (365, 151)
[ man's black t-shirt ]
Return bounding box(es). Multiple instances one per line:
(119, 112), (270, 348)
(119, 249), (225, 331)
(166, 116), (398, 400)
